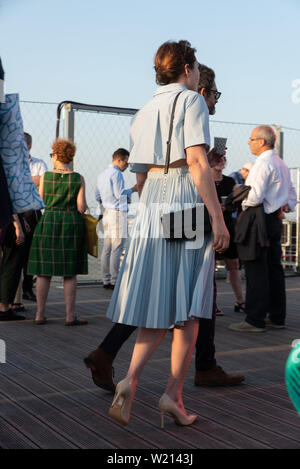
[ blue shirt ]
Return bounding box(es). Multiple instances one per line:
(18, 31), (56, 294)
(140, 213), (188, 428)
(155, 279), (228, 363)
(229, 170), (244, 185)
(95, 164), (132, 212)
(129, 83), (210, 173)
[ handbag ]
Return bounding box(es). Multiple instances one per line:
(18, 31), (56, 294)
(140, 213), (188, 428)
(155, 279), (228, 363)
(82, 213), (98, 257)
(224, 185), (251, 212)
(160, 93), (212, 241)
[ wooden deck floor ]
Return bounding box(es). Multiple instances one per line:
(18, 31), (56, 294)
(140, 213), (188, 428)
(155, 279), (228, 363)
(0, 277), (300, 449)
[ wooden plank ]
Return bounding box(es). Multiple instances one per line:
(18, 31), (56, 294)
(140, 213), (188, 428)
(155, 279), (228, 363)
(0, 417), (39, 449)
(5, 347), (227, 449)
(0, 371), (114, 449)
(0, 390), (77, 449)
(0, 277), (299, 449)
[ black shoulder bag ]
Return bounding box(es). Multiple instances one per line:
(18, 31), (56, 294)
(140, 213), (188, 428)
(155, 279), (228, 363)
(160, 92), (212, 242)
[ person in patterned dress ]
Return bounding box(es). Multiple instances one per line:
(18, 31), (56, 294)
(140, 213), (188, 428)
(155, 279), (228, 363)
(28, 139), (88, 326)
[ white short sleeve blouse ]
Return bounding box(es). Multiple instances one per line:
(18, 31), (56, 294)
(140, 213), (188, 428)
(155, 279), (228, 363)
(129, 83), (210, 173)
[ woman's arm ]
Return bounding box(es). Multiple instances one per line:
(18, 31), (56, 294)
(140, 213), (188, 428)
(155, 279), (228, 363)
(77, 176), (88, 214)
(12, 214), (25, 245)
(136, 172), (148, 196)
(38, 173), (45, 199)
(186, 145), (229, 253)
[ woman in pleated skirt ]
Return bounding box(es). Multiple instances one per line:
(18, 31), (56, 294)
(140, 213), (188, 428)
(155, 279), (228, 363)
(106, 40), (229, 428)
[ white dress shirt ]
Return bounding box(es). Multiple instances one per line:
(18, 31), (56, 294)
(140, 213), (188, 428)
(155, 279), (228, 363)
(242, 150), (297, 214)
(129, 83), (210, 173)
(28, 155), (48, 177)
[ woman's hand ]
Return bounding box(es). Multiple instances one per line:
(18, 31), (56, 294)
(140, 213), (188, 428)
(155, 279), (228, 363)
(211, 217), (230, 254)
(207, 147), (225, 168)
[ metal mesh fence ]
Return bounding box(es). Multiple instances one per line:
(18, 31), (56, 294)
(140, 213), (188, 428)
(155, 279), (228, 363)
(19, 100), (300, 280)
(281, 126), (300, 169)
(19, 100), (62, 165)
(71, 110), (136, 214)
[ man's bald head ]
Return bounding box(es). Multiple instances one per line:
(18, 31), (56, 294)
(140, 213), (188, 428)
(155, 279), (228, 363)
(248, 125), (276, 156)
(254, 126), (276, 149)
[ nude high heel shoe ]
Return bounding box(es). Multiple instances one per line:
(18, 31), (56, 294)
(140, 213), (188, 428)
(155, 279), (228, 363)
(109, 377), (134, 426)
(158, 394), (197, 430)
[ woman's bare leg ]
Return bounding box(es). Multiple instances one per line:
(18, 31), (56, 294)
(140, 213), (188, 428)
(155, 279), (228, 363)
(36, 276), (51, 320)
(165, 319), (199, 411)
(64, 276), (77, 322)
(127, 328), (167, 386)
(224, 258), (244, 304)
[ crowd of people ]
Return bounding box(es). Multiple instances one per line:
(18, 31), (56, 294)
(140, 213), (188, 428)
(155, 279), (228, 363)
(0, 41), (298, 429)
(84, 40), (297, 428)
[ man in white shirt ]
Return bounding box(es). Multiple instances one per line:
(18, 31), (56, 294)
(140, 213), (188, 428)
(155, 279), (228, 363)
(22, 133), (47, 301)
(26, 136), (48, 190)
(96, 148), (137, 289)
(229, 125), (297, 332)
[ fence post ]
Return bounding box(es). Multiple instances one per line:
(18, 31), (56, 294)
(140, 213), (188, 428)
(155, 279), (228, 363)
(64, 103), (75, 142)
(64, 103), (75, 169)
(273, 125), (284, 159)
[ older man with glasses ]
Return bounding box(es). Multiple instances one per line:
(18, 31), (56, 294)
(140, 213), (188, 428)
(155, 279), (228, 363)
(229, 125), (297, 333)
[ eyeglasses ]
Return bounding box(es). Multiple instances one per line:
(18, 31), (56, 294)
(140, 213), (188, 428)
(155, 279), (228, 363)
(49, 152), (53, 158)
(248, 137), (262, 142)
(207, 89), (221, 100)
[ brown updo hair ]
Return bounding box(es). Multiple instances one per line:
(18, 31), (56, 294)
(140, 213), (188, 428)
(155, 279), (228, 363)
(154, 40), (197, 85)
(52, 139), (76, 164)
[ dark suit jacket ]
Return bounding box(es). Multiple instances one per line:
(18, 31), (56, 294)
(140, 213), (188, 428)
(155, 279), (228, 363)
(234, 205), (269, 261)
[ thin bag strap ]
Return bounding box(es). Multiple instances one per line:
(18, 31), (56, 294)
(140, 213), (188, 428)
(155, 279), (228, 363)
(164, 91), (183, 175)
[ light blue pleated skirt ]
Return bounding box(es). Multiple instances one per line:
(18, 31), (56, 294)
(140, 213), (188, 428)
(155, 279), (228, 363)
(106, 166), (215, 328)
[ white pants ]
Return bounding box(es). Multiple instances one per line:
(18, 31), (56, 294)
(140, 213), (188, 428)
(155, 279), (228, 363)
(101, 209), (127, 285)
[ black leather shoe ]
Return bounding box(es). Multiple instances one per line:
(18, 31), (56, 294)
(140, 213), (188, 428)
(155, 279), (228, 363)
(195, 366), (245, 386)
(23, 290), (37, 302)
(0, 309), (26, 321)
(84, 348), (116, 392)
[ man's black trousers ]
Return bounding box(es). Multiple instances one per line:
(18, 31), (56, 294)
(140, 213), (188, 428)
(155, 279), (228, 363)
(0, 219), (26, 304)
(245, 213), (285, 328)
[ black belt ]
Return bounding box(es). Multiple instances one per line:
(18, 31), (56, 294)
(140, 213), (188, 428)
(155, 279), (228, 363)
(265, 208), (281, 218)
(22, 210), (40, 218)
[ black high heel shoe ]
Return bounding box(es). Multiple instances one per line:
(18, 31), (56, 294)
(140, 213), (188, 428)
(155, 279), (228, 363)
(234, 302), (245, 313)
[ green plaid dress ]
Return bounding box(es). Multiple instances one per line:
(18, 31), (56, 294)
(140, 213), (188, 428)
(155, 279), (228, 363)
(28, 171), (88, 276)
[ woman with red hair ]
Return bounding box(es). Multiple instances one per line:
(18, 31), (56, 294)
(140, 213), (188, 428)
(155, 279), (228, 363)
(28, 139), (88, 326)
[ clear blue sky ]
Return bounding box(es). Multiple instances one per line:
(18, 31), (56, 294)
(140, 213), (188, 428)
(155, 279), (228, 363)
(1, 0), (300, 128)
